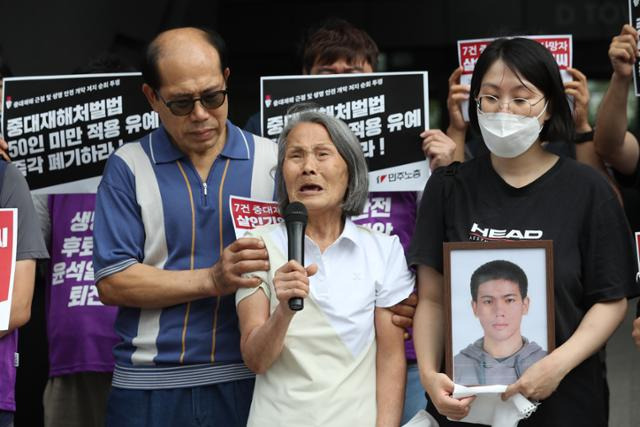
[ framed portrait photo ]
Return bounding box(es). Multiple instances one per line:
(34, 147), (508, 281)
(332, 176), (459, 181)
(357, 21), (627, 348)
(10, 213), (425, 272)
(444, 240), (554, 386)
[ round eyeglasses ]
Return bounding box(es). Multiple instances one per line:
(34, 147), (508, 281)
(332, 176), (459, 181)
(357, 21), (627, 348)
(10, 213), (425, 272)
(476, 94), (545, 116)
(156, 89), (228, 116)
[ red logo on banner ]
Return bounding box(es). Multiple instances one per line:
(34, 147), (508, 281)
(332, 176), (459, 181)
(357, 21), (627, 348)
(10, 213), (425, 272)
(0, 210), (16, 303)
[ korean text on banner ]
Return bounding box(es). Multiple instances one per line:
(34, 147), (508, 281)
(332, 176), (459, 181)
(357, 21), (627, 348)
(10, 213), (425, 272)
(260, 72), (430, 192)
(230, 195), (282, 239)
(1, 73), (159, 193)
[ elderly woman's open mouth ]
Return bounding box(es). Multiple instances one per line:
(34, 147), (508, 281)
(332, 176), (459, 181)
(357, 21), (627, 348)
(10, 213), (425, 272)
(299, 183), (324, 193)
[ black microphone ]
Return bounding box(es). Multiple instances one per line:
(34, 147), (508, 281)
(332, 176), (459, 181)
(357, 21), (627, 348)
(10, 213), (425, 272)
(284, 201), (307, 311)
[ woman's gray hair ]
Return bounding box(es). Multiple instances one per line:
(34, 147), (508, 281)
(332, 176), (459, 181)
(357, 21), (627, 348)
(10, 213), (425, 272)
(275, 110), (369, 216)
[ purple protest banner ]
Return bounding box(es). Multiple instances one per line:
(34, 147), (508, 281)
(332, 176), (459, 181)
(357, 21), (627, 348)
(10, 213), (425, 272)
(351, 192), (417, 252)
(351, 191), (419, 359)
(47, 194), (118, 376)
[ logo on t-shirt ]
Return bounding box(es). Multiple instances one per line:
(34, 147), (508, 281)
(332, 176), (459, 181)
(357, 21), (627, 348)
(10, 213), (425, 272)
(468, 222), (543, 241)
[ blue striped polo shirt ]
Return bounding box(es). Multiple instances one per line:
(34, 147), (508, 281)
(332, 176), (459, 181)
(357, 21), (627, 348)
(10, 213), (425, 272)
(93, 121), (277, 389)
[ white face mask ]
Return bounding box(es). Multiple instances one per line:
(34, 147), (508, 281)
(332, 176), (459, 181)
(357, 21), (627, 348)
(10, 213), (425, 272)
(477, 105), (547, 158)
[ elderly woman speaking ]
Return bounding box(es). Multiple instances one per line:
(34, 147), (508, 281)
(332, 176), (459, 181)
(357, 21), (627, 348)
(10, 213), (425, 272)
(236, 111), (414, 427)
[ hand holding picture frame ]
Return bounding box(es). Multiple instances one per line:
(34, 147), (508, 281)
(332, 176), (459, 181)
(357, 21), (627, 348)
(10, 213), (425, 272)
(444, 241), (555, 386)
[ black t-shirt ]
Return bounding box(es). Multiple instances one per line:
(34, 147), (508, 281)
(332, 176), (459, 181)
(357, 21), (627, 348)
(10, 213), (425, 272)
(613, 161), (640, 233)
(408, 154), (639, 427)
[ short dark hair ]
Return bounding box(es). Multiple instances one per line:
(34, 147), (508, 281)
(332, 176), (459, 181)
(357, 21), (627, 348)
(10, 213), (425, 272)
(470, 260), (528, 301)
(142, 27), (227, 90)
(301, 18), (379, 73)
(468, 37), (574, 143)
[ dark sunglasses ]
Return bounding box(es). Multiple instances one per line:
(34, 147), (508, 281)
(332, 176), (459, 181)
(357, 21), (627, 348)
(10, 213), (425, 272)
(155, 89), (228, 116)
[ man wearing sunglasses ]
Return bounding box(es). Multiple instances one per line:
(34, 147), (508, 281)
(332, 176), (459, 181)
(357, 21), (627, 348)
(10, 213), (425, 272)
(93, 27), (277, 427)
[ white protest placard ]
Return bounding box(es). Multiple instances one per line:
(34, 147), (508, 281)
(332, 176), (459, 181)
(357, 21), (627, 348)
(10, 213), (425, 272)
(457, 35), (573, 121)
(0, 209), (17, 330)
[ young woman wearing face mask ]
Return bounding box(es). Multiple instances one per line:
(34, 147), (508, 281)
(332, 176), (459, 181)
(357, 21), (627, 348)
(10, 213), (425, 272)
(408, 38), (638, 426)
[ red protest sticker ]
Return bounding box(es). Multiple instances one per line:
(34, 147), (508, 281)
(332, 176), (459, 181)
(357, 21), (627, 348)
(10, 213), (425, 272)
(0, 209), (17, 330)
(457, 35), (572, 75)
(457, 39), (493, 76)
(529, 36), (572, 70)
(229, 196), (283, 239)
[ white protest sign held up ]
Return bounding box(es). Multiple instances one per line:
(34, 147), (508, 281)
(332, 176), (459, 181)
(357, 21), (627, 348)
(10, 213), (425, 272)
(0, 209), (17, 330)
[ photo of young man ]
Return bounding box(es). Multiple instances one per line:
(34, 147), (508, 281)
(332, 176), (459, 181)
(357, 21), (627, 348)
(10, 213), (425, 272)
(453, 260), (546, 386)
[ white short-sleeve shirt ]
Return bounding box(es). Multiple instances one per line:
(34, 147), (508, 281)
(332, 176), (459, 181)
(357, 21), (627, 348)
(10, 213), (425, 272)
(236, 219), (414, 427)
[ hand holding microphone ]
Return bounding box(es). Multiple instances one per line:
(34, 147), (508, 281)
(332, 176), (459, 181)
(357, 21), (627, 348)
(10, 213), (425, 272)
(275, 202), (317, 312)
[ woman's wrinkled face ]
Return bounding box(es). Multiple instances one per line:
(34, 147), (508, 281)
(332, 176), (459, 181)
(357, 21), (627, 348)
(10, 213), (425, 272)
(282, 122), (349, 216)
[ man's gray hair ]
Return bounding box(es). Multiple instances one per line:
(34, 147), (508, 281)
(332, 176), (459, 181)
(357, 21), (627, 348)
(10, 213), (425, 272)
(275, 110), (369, 216)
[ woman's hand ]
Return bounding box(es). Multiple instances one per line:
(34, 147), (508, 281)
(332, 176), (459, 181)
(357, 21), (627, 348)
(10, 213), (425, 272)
(564, 67), (592, 133)
(423, 370), (475, 420)
(238, 260), (318, 374)
(446, 66), (470, 135)
(273, 260), (318, 312)
(502, 352), (567, 402)
(503, 299), (626, 401)
(421, 129), (457, 170)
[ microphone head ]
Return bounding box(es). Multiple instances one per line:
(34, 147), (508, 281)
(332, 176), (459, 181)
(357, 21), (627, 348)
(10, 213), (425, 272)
(284, 201), (308, 225)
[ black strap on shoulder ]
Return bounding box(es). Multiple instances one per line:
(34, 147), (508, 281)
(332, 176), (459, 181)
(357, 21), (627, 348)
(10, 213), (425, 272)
(442, 161), (461, 199)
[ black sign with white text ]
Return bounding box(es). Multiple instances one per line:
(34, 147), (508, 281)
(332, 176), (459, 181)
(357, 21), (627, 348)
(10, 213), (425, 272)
(260, 72), (429, 191)
(1, 73), (158, 192)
